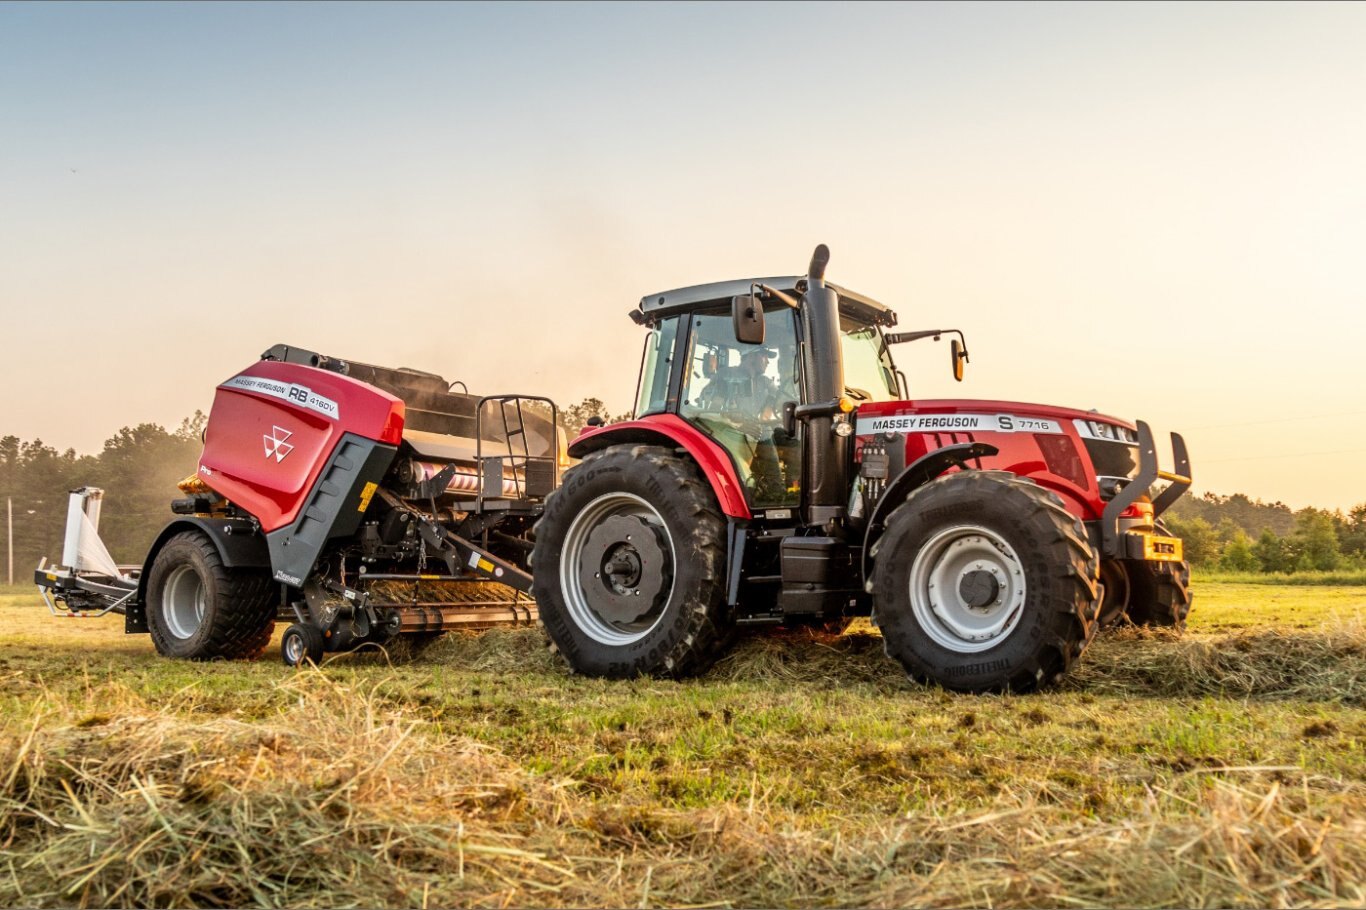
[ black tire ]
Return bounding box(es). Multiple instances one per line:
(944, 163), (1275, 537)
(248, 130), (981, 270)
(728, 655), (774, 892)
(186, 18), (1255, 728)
(871, 471), (1100, 693)
(1097, 559), (1132, 630)
(145, 531), (277, 660)
(1124, 554), (1192, 631)
(281, 623), (325, 667)
(531, 445), (732, 678)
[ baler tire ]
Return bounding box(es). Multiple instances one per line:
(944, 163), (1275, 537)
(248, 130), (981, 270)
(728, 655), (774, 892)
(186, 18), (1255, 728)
(871, 471), (1100, 694)
(145, 531), (277, 661)
(282, 623), (325, 667)
(531, 445), (732, 678)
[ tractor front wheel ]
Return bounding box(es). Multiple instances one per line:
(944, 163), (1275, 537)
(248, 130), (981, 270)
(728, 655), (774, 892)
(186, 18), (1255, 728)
(531, 445), (732, 678)
(871, 471), (1100, 693)
(145, 531), (277, 660)
(1123, 554), (1192, 631)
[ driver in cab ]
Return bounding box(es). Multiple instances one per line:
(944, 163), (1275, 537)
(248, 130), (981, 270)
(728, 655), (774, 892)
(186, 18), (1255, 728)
(700, 347), (780, 421)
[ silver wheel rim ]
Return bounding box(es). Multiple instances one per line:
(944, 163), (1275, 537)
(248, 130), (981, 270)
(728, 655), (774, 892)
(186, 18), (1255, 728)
(162, 564), (207, 640)
(559, 492), (675, 646)
(285, 632), (306, 665)
(909, 524), (1026, 654)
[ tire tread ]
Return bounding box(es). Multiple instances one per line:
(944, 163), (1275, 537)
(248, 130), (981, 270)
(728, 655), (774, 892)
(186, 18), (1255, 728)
(533, 445), (731, 678)
(148, 532), (277, 661)
(873, 471), (1099, 693)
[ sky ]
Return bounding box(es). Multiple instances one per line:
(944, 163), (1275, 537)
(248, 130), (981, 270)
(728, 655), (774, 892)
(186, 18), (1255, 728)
(2, 1), (1365, 510)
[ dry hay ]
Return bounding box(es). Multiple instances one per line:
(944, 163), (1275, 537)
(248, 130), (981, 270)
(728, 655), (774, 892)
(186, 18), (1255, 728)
(709, 629), (903, 690)
(356, 615), (1366, 704)
(2, 669), (1363, 908)
(1072, 617), (1366, 704)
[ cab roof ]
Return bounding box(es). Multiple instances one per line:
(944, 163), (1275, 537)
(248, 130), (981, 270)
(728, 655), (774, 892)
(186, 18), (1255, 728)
(631, 276), (899, 327)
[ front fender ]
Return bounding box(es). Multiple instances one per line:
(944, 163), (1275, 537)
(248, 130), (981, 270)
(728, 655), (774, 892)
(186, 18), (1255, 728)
(569, 414), (752, 519)
(861, 442), (997, 578)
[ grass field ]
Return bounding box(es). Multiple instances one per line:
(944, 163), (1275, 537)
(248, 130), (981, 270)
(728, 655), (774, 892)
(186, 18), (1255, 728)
(1, 582), (1362, 908)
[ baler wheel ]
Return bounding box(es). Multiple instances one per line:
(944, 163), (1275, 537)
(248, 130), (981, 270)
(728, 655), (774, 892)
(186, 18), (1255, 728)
(871, 470), (1100, 693)
(282, 623), (325, 667)
(145, 531), (277, 661)
(531, 444), (732, 678)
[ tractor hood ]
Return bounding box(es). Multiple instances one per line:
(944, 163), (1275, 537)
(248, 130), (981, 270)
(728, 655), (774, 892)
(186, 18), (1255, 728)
(854, 399), (1135, 437)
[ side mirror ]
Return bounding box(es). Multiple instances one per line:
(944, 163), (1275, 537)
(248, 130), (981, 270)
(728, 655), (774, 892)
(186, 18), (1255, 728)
(951, 338), (967, 382)
(732, 295), (766, 345)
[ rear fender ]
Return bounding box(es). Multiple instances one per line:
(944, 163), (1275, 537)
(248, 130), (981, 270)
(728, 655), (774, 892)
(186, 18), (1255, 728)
(861, 442), (997, 578)
(130, 517), (270, 633)
(569, 414), (752, 519)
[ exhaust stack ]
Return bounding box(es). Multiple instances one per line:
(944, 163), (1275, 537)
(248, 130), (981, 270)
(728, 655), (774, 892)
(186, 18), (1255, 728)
(799, 244), (850, 523)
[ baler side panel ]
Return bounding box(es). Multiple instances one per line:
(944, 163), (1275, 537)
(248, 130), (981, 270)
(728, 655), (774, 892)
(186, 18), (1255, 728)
(265, 433), (397, 587)
(198, 361), (404, 532)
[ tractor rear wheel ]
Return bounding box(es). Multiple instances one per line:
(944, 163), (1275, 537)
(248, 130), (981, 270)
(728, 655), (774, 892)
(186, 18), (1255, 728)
(531, 445), (732, 678)
(871, 471), (1100, 693)
(145, 531), (277, 660)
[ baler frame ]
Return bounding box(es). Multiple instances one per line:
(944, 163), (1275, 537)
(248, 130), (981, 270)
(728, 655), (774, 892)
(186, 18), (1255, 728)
(34, 347), (564, 663)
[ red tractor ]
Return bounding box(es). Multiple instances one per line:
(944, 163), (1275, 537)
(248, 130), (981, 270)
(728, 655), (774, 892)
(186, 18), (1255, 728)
(532, 245), (1190, 692)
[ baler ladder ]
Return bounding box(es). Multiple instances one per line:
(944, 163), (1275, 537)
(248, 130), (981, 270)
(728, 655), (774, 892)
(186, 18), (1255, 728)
(474, 395), (560, 511)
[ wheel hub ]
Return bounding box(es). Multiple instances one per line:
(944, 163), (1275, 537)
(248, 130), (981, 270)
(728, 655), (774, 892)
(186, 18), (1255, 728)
(602, 544), (644, 592)
(163, 564), (207, 640)
(577, 514), (669, 624)
(959, 569), (1000, 609)
(908, 526), (1027, 654)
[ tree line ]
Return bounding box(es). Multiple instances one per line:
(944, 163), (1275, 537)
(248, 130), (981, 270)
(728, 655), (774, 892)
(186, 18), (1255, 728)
(4, 403), (1360, 579)
(0, 414), (209, 576)
(1164, 492), (1366, 573)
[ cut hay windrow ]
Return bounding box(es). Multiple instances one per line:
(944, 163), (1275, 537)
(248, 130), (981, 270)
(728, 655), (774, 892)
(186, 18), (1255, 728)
(1071, 618), (1366, 704)
(394, 618), (1366, 704)
(2, 662), (1363, 909)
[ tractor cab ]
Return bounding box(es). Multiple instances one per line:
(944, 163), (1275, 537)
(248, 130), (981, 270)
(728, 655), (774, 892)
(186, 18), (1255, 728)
(628, 276), (902, 514)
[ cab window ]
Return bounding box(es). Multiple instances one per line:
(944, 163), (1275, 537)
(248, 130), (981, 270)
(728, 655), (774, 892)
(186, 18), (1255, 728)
(840, 316), (898, 401)
(633, 317), (680, 418)
(679, 308), (802, 507)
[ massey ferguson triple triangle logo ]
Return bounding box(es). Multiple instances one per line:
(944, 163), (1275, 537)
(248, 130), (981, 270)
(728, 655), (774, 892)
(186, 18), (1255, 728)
(263, 426), (295, 463)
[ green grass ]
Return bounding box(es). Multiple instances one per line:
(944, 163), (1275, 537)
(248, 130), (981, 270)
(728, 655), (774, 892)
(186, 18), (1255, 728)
(1196, 568), (1366, 586)
(1, 583), (1362, 908)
